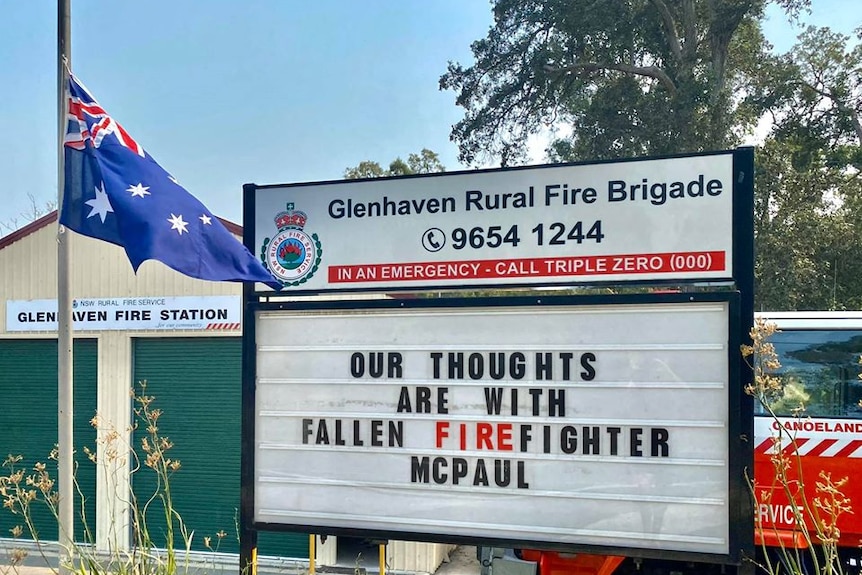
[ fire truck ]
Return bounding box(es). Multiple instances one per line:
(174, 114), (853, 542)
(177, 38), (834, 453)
(481, 311), (862, 575)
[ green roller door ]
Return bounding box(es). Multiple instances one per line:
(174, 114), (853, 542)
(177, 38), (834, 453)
(131, 337), (306, 557)
(0, 339), (97, 543)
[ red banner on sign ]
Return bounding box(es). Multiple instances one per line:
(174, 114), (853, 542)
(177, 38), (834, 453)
(327, 251), (725, 284)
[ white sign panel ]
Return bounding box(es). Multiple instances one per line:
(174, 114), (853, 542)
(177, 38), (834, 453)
(254, 301), (732, 555)
(252, 153), (734, 291)
(6, 296), (240, 332)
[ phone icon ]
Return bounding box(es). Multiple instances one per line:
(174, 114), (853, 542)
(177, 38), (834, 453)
(422, 228), (445, 252)
(428, 231), (441, 249)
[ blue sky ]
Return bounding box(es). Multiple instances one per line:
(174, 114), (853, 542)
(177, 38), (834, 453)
(1, 1), (859, 231)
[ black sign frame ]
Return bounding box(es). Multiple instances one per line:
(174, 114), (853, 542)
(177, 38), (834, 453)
(239, 147), (755, 570)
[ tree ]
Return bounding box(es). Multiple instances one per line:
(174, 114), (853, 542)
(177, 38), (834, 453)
(343, 149), (445, 179)
(440, 0), (808, 165)
(441, 2), (862, 311)
(751, 27), (862, 310)
(747, 26), (862, 167)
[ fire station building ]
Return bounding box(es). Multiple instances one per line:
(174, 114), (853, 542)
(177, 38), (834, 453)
(0, 212), (452, 573)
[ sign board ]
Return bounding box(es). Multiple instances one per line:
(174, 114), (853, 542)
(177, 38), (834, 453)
(252, 295), (741, 558)
(249, 151), (735, 292)
(6, 296), (241, 332)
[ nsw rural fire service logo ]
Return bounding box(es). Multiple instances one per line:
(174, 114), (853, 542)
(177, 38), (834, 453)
(261, 203), (322, 286)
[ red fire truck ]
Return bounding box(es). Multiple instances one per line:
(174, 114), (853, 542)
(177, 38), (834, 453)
(484, 311), (862, 575)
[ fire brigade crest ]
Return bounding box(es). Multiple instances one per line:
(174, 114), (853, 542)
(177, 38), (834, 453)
(261, 203), (322, 286)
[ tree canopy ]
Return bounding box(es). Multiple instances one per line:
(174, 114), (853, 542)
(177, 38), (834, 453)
(440, 0), (809, 164)
(343, 149), (445, 179)
(751, 26), (862, 310)
(441, 1), (862, 311)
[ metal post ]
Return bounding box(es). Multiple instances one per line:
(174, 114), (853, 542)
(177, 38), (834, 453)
(57, 1), (74, 572)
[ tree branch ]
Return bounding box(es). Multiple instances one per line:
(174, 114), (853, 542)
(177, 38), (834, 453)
(681, 0), (698, 61)
(546, 62), (677, 95)
(650, 0), (682, 62)
(797, 80), (862, 144)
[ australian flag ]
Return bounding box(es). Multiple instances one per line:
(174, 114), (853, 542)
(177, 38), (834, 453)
(59, 74), (281, 289)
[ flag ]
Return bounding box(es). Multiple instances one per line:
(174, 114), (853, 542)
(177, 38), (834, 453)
(59, 74), (282, 290)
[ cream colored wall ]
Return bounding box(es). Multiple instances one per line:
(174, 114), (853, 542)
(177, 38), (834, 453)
(387, 541), (458, 574)
(93, 330), (130, 552)
(0, 221), (59, 309)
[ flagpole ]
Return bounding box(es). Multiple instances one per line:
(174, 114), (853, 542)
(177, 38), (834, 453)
(57, 0), (74, 572)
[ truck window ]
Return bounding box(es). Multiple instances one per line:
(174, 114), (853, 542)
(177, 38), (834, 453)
(762, 329), (862, 418)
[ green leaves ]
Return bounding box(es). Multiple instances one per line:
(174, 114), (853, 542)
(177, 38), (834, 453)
(343, 148), (445, 179)
(440, 0), (782, 164)
(442, 0), (861, 311)
(751, 25), (862, 310)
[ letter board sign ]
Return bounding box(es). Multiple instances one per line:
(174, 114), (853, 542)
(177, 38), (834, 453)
(249, 294), (743, 560)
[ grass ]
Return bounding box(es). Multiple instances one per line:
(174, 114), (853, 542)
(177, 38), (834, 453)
(0, 381), (234, 575)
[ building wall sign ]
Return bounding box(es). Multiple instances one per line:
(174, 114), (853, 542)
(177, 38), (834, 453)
(6, 296), (241, 332)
